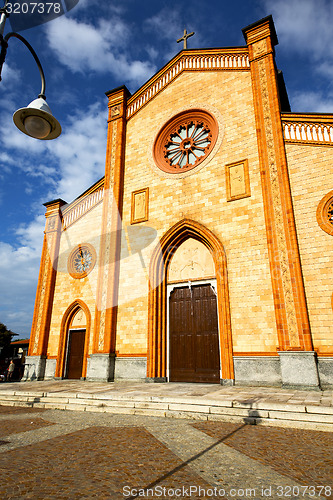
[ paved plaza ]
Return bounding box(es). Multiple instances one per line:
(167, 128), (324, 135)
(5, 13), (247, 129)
(0, 381), (332, 499)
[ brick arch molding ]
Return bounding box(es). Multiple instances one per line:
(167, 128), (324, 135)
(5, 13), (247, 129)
(147, 219), (234, 382)
(55, 299), (91, 379)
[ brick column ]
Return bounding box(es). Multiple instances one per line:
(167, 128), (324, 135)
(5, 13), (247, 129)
(87, 86), (130, 382)
(24, 199), (65, 381)
(243, 17), (319, 387)
(243, 17), (311, 351)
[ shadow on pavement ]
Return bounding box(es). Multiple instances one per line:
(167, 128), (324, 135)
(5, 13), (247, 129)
(127, 423), (248, 500)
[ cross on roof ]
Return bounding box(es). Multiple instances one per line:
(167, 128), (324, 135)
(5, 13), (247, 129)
(177, 28), (195, 50)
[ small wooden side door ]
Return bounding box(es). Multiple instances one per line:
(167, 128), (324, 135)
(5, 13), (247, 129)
(66, 329), (86, 379)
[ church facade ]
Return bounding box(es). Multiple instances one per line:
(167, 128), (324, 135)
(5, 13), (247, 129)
(25, 16), (333, 388)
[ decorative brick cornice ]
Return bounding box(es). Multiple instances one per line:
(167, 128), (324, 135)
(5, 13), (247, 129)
(282, 113), (333, 146)
(62, 178), (104, 230)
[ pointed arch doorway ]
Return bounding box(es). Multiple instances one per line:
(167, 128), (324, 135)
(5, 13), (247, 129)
(148, 219), (234, 384)
(55, 301), (90, 380)
(66, 308), (87, 379)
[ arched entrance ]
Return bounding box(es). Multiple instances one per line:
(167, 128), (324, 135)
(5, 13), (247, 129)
(66, 307), (87, 379)
(147, 219), (234, 383)
(55, 300), (91, 379)
(169, 281), (220, 383)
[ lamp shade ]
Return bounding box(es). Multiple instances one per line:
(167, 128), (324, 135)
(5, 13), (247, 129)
(13, 97), (62, 140)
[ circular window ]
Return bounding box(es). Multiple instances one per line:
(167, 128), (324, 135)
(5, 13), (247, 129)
(316, 191), (333, 236)
(68, 243), (97, 279)
(153, 109), (218, 174)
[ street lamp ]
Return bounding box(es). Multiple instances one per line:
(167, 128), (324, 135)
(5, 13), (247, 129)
(0, 1), (61, 140)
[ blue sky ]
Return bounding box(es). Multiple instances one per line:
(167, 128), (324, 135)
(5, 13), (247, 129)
(1, 0), (333, 338)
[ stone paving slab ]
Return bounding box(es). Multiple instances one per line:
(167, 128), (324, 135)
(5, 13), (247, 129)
(0, 380), (332, 432)
(0, 380), (332, 404)
(0, 406), (332, 499)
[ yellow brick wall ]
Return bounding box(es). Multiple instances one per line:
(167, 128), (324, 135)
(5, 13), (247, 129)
(116, 69), (278, 355)
(286, 143), (333, 354)
(47, 202), (103, 356)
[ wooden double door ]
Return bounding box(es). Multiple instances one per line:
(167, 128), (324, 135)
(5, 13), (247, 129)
(66, 329), (86, 379)
(169, 284), (220, 383)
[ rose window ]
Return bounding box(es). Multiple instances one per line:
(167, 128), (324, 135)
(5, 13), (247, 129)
(74, 247), (92, 273)
(164, 120), (212, 170)
(153, 109), (218, 174)
(68, 243), (96, 279)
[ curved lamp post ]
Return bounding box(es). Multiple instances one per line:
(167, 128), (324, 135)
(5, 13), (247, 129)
(0, 2), (61, 140)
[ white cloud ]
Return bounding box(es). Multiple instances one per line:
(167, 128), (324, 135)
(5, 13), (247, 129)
(45, 101), (107, 202)
(262, 0), (333, 67)
(144, 8), (182, 43)
(290, 91), (333, 114)
(0, 152), (15, 172)
(261, 0), (333, 112)
(144, 7), (187, 60)
(0, 237), (41, 336)
(0, 63), (21, 89)
(45, 16), (156, 86)
(0, 100), (107, 202)
(16, 214), (45, 253)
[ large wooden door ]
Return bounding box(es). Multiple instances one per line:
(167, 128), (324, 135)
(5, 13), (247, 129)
(66, 329), (86, 379)
(169, 284), (220, 383)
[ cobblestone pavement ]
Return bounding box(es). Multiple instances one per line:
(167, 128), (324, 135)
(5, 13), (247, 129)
(0, 405), (332, 500)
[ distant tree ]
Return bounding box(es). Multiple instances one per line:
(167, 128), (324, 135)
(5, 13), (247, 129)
(0, 323), (17, 359)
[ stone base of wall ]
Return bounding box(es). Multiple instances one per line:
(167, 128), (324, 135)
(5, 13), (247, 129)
(114, 357), (147, 381)
(233, 353), (325, 389)
(317, 357), (333, 388)
(278, 351), (320, 389)
(22, 355), (46, 381)
(86, 353), (115, 382)
(233, 356), (281, 386)
(220, 378), (235, 386)
(146, 377), (168, 383)
(44, 359), (57, 380)
(22, 352), (332, 388)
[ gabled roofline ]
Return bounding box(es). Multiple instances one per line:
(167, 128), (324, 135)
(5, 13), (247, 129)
(127, 46), (248, 105)
(128, 46), (248, 105)
(126, 46), (250, 120)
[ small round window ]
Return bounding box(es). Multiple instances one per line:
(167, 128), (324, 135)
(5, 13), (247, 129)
(316, 191), (333, 236)
(68, 243), (96, 279)
(153, 109), (218, 174)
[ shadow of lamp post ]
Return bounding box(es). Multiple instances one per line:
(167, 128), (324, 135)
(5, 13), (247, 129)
(0, 0), (61, 140)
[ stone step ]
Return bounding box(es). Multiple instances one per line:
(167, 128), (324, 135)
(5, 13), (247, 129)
(0, 391), (332, 431)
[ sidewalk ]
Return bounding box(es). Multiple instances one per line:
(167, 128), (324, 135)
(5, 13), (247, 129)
(0, 380), (332, 431)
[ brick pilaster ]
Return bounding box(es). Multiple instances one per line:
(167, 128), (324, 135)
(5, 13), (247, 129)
(29, 199), (66, 356)
(92, 86), (130, 354)
(243, 16), (312, 351)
